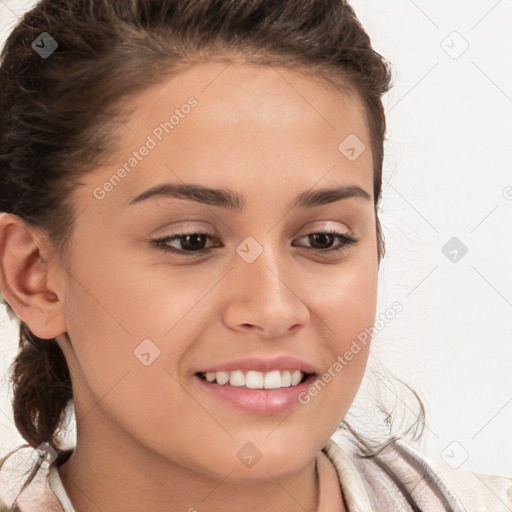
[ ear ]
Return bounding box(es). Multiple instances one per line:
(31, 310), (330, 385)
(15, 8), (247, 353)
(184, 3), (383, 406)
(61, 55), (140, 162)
(0, 213), (67, 339)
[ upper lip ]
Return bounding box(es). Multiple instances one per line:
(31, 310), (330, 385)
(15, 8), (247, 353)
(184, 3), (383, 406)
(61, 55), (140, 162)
(195, 355), (318, 375)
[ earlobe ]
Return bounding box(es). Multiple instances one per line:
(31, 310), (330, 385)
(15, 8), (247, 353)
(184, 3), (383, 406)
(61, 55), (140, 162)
(0, 213), (67, 339)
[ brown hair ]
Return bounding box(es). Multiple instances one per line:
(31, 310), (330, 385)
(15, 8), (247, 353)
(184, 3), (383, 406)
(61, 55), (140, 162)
(0, 0), (424, 507)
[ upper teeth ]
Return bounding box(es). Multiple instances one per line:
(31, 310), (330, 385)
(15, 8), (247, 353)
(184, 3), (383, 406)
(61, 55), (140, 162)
(204, 370), (304, 389)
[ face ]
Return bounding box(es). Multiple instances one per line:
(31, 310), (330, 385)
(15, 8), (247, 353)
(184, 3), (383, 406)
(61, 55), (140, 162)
(55, 61), (378, 480)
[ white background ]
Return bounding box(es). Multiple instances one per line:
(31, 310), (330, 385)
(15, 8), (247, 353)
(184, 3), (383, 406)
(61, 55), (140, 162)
(0, 0), (511, 479)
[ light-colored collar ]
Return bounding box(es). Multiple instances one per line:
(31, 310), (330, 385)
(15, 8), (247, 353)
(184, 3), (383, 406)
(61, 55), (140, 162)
(48, 465), (75, 512)
(321, 439), (374, 512)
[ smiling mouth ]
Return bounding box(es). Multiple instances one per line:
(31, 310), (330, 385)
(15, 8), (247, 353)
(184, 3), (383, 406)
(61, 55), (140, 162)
(195, 369), (313, 390)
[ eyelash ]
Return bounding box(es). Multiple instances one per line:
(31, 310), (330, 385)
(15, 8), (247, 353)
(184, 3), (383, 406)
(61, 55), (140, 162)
(149, 229), (358, 257)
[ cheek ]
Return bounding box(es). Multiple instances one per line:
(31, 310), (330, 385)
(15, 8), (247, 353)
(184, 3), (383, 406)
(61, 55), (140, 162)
(311, 255), (378, 341)
(62, 281), (224, 473)
(62, 279), (196, 452)
(303, 259), (377, 412)
(62, 281), (134, 395)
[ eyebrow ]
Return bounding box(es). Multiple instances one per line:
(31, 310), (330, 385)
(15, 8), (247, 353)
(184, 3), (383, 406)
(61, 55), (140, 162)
(127, 182), (371, 211)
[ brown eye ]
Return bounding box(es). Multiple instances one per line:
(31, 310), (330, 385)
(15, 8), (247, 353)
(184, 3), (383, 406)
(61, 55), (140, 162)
(150, 230), (358, 257)
(292, 231), (358, 255)
(150, 232), (218, 255)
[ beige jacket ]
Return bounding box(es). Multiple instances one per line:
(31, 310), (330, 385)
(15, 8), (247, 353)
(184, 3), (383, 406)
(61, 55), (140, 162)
(323, 437), (512, 511)
(1, 437), (511, 511)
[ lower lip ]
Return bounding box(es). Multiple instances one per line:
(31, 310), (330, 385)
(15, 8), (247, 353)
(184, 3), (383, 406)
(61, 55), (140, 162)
(194, 373), (317, 416)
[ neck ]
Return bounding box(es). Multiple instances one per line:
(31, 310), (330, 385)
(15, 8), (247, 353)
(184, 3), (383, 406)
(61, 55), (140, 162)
(57, 409), (322, 512)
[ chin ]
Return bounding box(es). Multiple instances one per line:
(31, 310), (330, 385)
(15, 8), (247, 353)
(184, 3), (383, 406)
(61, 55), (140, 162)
(230, 442), (313, 480)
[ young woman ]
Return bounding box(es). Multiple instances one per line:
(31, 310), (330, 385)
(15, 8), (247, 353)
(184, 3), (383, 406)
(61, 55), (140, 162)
(0, 1), (510, 511)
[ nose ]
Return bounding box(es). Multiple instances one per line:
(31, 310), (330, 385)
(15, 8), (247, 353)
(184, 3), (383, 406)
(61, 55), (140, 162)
(221, 244), (310, 338)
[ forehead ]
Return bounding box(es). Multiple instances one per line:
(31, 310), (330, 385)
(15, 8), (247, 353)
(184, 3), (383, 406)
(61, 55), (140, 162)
(124, 60), (370, 146)
(84, 60), (374, 211)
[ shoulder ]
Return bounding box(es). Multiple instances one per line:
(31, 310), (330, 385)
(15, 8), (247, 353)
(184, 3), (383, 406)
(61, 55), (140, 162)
(422, 450), (512, 512)
(0, 453), (63, 512)
(323, 436), (512, 512)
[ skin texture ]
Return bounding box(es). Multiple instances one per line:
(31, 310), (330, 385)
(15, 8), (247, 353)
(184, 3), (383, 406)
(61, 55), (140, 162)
(0, 61), (379, 511)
